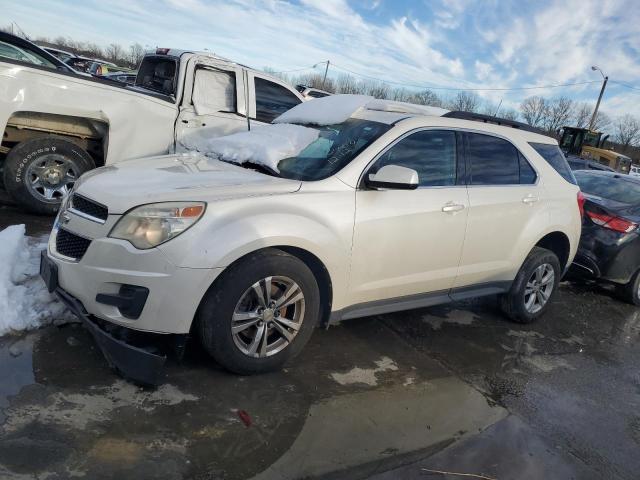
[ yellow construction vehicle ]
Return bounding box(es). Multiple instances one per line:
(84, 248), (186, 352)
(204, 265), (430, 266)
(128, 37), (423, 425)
(559, 126), (631, 173)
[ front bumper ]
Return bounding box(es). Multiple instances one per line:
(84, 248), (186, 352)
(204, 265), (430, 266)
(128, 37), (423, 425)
(55, 286), (174, 385)
(48, 232), (220, 335)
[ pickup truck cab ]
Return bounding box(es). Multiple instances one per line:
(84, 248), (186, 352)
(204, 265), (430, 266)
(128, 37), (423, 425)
(0, 34), (304, 214)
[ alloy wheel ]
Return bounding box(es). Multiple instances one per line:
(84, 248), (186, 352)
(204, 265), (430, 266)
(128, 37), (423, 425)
(231, 276), (305, 358)
(524, 263), (555, 314)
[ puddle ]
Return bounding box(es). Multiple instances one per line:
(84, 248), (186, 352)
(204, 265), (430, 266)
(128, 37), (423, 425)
(522, 355), (575, 373)
(422, 309), (477, 330)
(0, 321), (508, 479)
(330, 356), (399, 386)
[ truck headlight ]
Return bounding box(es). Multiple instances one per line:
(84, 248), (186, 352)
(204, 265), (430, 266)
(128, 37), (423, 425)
(109, 202), (206, 249)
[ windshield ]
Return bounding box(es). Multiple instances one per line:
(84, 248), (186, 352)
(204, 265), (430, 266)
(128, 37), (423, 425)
(277, 118), (390, 181)
(0, 41), (57, 68)
(576, 172), (640, 205)
(583, 131), (600, 147)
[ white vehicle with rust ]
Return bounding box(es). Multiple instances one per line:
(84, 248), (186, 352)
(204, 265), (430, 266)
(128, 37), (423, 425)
(40, 95), (583, 384)
(0, 32), (304, 214)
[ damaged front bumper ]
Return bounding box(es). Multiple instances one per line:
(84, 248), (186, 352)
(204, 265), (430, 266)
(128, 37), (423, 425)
(42, 249), (185, 385)
(55, 287), (183, 386)
(55, 287), (188, 386)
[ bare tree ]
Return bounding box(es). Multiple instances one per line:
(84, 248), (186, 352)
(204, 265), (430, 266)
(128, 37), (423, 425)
(128, 43), (145, 67)
(501, 109), (520, 121)
(448, 91), (481, 112)
(363, 80), (389, 99)
(335, 74), (362, 94)
(520, 96), (547, 128)
(543, 97), (575, 134)
(573, 102), (592, 128)
(410, 90), (443, 107)
(592, 111), (611, 132)
(613, 114), (640, 153)
(105, 43), (124, 62)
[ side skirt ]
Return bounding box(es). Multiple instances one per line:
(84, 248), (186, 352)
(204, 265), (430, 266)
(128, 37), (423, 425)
(328, 282), (511, 325)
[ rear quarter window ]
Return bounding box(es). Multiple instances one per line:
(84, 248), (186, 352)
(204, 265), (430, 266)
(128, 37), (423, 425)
(529, 142), (577, 185)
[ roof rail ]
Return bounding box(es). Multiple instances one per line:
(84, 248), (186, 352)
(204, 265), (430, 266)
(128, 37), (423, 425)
(443, 111), (546, 135)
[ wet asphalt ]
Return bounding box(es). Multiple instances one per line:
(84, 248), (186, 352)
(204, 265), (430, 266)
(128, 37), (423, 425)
(1, 200), (639, 479)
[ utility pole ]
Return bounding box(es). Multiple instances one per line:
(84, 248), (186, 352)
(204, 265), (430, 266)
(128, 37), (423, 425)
(321, 60), (330, 90)
(589, 66), (608, 131)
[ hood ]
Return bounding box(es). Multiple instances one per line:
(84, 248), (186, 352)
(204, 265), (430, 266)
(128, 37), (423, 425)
(75, 153), (301, 214)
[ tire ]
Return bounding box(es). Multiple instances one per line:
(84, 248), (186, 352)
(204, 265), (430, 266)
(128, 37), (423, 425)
(3, 136), (95, 215)
(620, 270), (640, 306)
(500, 247), (561, 324)
(197, 248), (321, 374)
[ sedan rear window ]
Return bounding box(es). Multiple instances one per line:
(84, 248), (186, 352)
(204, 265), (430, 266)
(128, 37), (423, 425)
(575, 172), (640, 205)
(529, 142), (577, 185)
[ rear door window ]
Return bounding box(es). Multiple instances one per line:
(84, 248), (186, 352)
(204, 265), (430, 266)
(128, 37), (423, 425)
(529, 142), (577, 185)
(466, 133), (520, 185)
(254, 78), (301, 122)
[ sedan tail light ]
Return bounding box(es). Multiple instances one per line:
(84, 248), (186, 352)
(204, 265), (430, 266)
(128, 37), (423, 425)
(586, 209), (638, 233)
(577, 191), (586, 218)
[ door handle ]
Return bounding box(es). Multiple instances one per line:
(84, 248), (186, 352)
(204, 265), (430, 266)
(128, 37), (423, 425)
(522, 194), (539, 204)
(442, 203), (465, 213)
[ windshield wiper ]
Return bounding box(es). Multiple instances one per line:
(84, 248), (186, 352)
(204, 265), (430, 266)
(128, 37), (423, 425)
(242, 161), (281, 178)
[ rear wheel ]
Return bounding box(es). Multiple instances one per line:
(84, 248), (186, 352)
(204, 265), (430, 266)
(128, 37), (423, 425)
(501, 247), (561, 323)
(620, 270), (640, 306)
(197, 249), (320, 374)
(3, 137), (95, 215)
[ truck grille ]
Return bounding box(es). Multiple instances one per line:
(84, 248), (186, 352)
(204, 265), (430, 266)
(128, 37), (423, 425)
(56, 228), (91, 260)
(70, 194), (108, 222)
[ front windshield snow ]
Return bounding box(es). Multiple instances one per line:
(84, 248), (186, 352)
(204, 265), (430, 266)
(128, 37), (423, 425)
(185, 119), (390, 181)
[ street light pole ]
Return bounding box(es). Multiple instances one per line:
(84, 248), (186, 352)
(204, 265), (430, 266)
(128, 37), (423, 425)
(589, 66), (608, 131)
(321, 60), (330, 90)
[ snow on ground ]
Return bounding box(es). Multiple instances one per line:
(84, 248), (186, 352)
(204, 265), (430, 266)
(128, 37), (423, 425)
(183, 123), (319, 172)
(273, 94), (373, 126)
(0, 225), (74, 336)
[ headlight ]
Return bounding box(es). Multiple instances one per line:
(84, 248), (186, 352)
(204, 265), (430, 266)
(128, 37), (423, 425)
(109, 202), (206, 249)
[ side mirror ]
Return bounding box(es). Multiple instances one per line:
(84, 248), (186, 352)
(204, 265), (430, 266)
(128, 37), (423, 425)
(365, 165), (419, 190)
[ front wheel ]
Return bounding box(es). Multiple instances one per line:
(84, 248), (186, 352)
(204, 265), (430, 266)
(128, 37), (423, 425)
(500, 247), (561, 323)
(197, 249), (320, 374)
(3, 136), (95, 215)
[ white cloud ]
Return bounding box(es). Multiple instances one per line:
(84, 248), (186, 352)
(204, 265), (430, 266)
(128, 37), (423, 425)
(3, 0), (639, 119)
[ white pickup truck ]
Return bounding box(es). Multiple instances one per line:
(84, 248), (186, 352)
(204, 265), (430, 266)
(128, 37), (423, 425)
(0, 34), (305, 213)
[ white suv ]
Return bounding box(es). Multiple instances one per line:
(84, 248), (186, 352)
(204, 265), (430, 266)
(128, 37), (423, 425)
(41, 95), (582, 383)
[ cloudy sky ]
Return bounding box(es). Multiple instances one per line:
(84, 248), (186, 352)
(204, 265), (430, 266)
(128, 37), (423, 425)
(3, 0), (639, 118)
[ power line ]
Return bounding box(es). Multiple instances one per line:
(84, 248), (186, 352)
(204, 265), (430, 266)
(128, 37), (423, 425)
(268, 66), (316, 74)
(329, 63), (601, 92)
(610, 80), (640, 92)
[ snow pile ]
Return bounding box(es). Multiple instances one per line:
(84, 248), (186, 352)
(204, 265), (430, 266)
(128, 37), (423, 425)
(185, 123), (319, 172)
(0, 225), (74, 336)
(365, 99), (449, 116)
(273, 94), (373, 126)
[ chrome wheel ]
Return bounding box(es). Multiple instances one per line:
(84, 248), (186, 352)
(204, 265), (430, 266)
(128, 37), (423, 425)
(232, 276), (305, 358)
(524, 263), (555, 314)
(25, 154), (77, 202)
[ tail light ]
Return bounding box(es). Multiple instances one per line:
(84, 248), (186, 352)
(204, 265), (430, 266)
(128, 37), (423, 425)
(585, 209), (637, 234)
(577, 191), (586, 218)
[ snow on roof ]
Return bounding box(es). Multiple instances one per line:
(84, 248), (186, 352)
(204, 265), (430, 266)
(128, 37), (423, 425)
(274, 94), (450, 126)
(365, 99), (449, 117)
(274, 95), (373, 126)
(183, 123), (319, 172)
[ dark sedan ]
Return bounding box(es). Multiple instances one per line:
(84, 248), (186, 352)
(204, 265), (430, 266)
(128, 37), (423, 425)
(571, 170), (640, 304)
